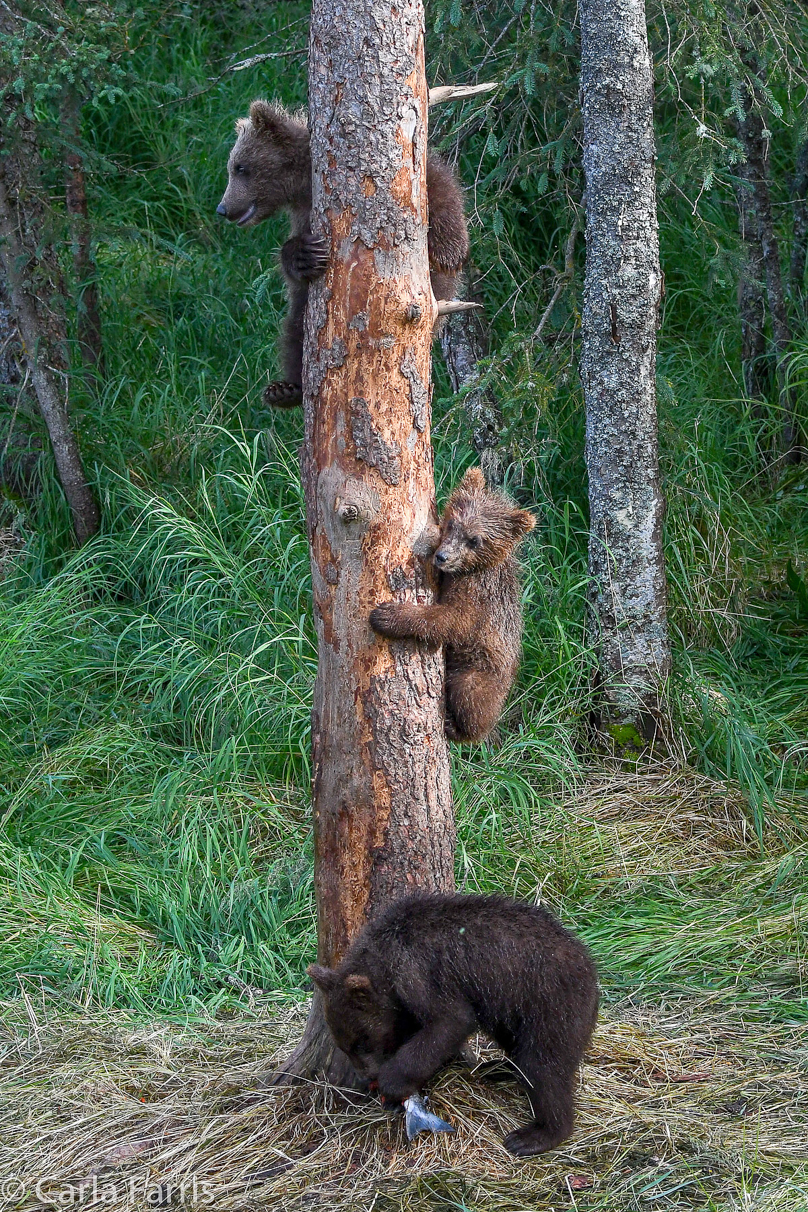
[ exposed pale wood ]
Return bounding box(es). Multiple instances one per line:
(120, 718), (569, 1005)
(435, 299), (483, 315)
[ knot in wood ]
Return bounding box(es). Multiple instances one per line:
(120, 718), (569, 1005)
(405, 302), (422, 323)
(335, 478), (380, 526)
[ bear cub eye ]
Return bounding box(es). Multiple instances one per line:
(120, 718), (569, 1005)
(234, 163), (247, 176)
(467, 536), (481, 550)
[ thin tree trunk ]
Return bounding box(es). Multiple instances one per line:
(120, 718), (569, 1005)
(439, 268), (507, 487)
(733, 168), (769, 409)
(0, 144), (100, 543)
(62, 90), (105, 377)
(735, 98), (801, 460)
(0, 279), (18, 388)
(269, 0), (454, 1086)
(0, 275), (41, 500)
(789, 136), (808, 309)
(579, 0), (671, 749)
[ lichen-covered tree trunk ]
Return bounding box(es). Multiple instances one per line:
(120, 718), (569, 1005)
(0, 279), (17, 388)
(270, 0), (454, 1086)
(579, 0), (671, 748)
(789, 137), (808, 311)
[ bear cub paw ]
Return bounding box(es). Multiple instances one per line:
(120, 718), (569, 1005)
(281, 233), (329, 283)
(369, 602), (406, 638)
(377, 1060), (416, 1105)
(263, 381), (303, 409)
(503, 1125), (566, 1157)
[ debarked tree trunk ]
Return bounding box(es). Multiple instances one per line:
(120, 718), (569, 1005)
(268, 0), (455, 1087)
(579, 0), (671, 749)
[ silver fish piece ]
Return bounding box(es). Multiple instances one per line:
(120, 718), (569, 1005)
(403, 1093), (455, 1141)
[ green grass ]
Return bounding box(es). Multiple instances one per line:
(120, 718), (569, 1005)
(0, 4), (806, 1042)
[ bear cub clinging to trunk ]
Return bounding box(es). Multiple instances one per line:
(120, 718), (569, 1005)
(309, 892), (598, 1157)
(370, 466), (534, 742)
(218, 99), (469, 408)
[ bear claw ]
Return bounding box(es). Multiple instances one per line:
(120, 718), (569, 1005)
(369, 602), (405, 638)
(281, 233), (329, 283)
(263, 381), (302, 409)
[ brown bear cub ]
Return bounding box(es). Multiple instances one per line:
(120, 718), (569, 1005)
(217, 100), (469, 408)
(308, 892), (598, 1157)
(370, 466), (535, 742)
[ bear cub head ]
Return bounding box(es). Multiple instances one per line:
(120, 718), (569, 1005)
(433, 466), (535, 575)
(217, 100), (310, 227)
(308, 964), (398, 1080)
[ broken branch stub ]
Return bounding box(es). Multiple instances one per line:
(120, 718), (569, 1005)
(428, 82), (498, 106)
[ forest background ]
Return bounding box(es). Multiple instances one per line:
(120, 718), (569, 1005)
(0, 1), (807, 1208)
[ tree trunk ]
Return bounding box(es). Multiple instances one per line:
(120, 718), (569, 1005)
(438, 268), (507, 487)
(269, 0), (454, 1086)
(62, 90), (105, 377)
(0, 138), (100, 544)
(735, 98), (801, 461)
(788, 136), (808, 310)
(733, 167), (769, 409)
(0, 279), (18, 387)
(579, 0), (671, 750)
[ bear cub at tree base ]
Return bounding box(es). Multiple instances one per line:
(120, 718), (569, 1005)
(218, 99), (469, 408)
(370, 466), (535, 743)
(309, 892), (598, 1157)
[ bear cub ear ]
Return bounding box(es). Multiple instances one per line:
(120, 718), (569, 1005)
(344, 973), (374, 1000)
(461, 466), (486, 492)
(506, 507), (536, 541)
(307, 963), (339, 992)
(249, 99), (298, 145)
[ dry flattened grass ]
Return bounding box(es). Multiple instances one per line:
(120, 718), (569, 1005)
(1, 768), (805, 1210)
(555, 765), (802, 883)
(0, 1001), (805, 1211)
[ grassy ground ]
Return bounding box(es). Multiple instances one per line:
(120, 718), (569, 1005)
(1, 772), (806, 1211)
(0, 7), (807, 1209)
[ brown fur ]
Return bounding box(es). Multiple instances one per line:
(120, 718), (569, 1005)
(217, 100), (470, 407)
(370, 467), (535, 742)
(308, 892), (598, 1157)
